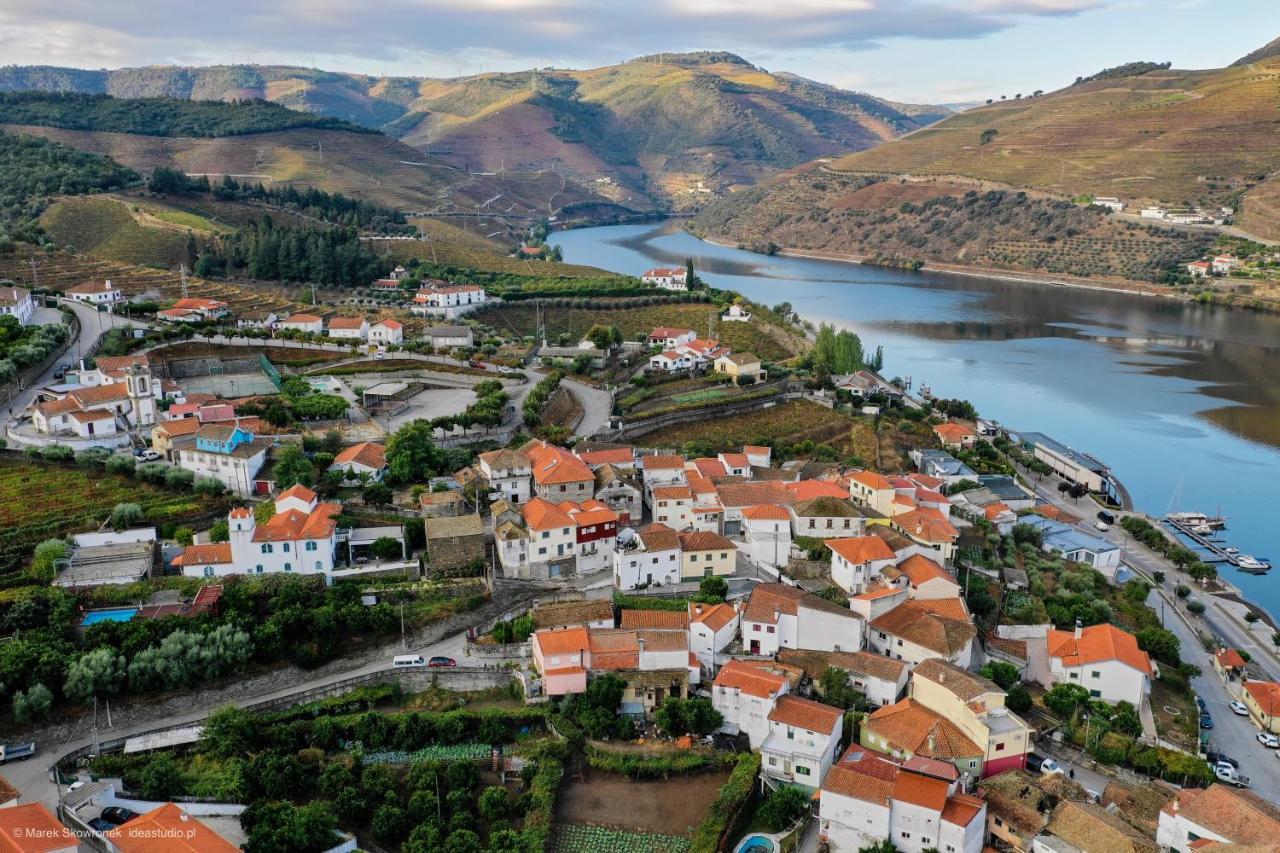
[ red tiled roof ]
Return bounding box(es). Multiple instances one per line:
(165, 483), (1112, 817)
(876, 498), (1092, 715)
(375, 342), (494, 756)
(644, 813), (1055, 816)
(653, 485), (693, 500)
(105, 802), (238, 852)
(786, 479), (850, 501)
(894, 507), (959, 543)
(373, 318), (403, 329)
(693, 458), (728, 478)
(283, 313), (322, 323)
(864, 699), (982, 759)
(621, 610), (689, 629)
(1161, 785), (1280, 845)
(176, 542), (232, 567)
(689, 601), (737, 631)
(0, 802), (77, 852)
(278, 483), (317, 503)
(522, 497), (575, 531)
(1047, 624), (1152, 675)
(638, 522), (680, 552)
(894, 769), (950, 810)
(934, 422), (976, 442)
(535, 627), (589, 656)
(869, 598), (975, 657)
(893, 554), (954, 586)
(1244, 680), (1280, 715)
(768, 694), (843, 733)
(826, 536), (895, 565)
(1216, 648), (1247, 669)
(649, 326), (694, 339)
(577, 447), (634, 466)
(720, 452), (749, 469)
(714, 659), (788, 698)
(742, 504), (791, 521)
(849, 470), (893, 491)
(642, 454), (686, 470)
(742, 582), (858, 623)
(333, 441), (386, 470)
(525, 441), (593, 485)
(941, 793), (986, 827)
(328, 316), (367, 329)
(677, 530), (735, 552)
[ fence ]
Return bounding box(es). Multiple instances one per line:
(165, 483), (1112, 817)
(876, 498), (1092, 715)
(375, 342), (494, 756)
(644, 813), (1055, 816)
(258, 353), (283, 389)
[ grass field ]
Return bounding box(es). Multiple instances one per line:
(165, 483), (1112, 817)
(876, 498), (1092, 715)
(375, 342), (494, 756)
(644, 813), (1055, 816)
(474, 300), (803, 361)
(39, 196), (192, 266)
(0, 455), (228, 575)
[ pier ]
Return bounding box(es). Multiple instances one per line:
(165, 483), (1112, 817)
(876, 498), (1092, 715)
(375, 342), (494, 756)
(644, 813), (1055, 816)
(1163, 516), (1269, 573)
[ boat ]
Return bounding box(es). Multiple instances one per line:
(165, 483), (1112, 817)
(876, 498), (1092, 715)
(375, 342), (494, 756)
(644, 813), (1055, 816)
(1192, 524), (1213, 535)
(1224, 546), (1240, 556)
(1167, 511), (1228, 529)
(1235, 555), (1271, 572)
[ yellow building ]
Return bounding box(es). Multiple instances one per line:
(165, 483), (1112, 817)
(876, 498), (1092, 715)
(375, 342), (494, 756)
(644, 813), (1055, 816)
(678, 530), (737, 579)
(714, 352), (766, 385)
(1243, 680), (1280, 734)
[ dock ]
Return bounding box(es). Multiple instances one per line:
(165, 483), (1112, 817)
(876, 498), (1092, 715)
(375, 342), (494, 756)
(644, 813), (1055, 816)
(1163, 517), (1268, 572)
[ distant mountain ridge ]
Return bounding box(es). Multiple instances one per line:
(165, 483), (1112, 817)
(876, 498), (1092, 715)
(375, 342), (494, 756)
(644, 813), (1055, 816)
(0, 56), (949, 211)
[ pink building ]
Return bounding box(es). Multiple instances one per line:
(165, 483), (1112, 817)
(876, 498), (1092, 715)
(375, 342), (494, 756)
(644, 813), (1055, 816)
(532, 627), (591, 696)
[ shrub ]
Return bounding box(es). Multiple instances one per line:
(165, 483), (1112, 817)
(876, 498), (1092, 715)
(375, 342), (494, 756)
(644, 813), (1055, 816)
(757, 784), (810, 832)
(690, 753), (761, 853)
(104, 454), (136, 476)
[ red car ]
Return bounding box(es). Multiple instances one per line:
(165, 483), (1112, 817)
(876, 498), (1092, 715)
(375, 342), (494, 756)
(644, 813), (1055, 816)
(428, 656), (457, 667)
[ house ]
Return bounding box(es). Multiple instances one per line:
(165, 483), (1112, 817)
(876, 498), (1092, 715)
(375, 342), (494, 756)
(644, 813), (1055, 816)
(330, 441), (387, 482)
(640, 454), (688, 502)
(1157, 784), (1280, 851)
(525, 440), (595, 501)
(865, 597), (976, 669)
(532, 599), (615, 631)
(278, 313), (324, 334)
(511, 497), (577, 580)
(677, 530), (736, 579)
(593, 463), (642, 524)
(791, 497), (867, 539)
(66, 278), (123, 305)
(652, 485), (695, 528)
(1211, 254), (1239, 275)
(777, 648), (909, 708)
(880, 554), (961, 600)
(641, 267), (688, 290)
(32, 361), (158, 437)
(0, 802), (78, 852)
(327, 316), (370, 340)
(422, 325), (474, 349)
(1212, 647), (1247, 682)
(712, 659), (790, 747)
(576, 445), (636, 469)
(158, 297), (230, 323)
(412, 283), (487, 317)
(648, 326), (696, 348)
(562, 499), (619, 575)
(742, 583), (865, 656)
(532, 627), (590, 696)
(104, 801), (239, 852)
(688, 601), (740, 670)
(911, 449), (978, 486)
(861, 698), (986, 784)
(910, 659), (1032, 777)
(741, 504), (793, 570)
(613, 523), (682, 590)
(760, 694), (844, 788)
(1241, 680), (1280, 734)
(744, 445), (772, 467)
(892, 508), (959, 561)
(538, 343), (606, 369)
(718, 451), (751, 477)
(369, 318), (404, 345)
(714, 352), (765, 385)
(819, 748), (986, 853)
(424, 514), (485, 574)
(175, 486), (340, 577)
(933, 422), (977, 449)
(171, 421), (267, 496)
(1186, 261), (1211, 278)
(721, 303), (752, 322)
(1092, 197), (1125, 212)
(420, 489), (464, 518)
(1016, 431), (1114, 498)
(981, 770), (1075, 852)
(1019, 515), (1122, 579)
(479, 447), (533, 504)
(649, 349), (696, 372)
(151, 416), (204, 457)
(848, 470), (897, 516)
(0, 285), (35, 325)
(1044, 622), (1153, 706)
(827, 536), (897, 594)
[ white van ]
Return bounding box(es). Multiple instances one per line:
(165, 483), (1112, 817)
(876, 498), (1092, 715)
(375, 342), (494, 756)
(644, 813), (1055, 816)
(393, 655), (426, 668)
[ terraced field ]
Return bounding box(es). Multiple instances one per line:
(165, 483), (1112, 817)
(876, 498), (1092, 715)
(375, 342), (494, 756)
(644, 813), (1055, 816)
(372, 218), (612, 277)
(39, 196), (193, 266)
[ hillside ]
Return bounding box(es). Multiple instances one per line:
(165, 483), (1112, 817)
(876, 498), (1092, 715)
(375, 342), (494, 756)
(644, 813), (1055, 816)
(821, 53), (1280, 236)
(0, 55), (949, 211)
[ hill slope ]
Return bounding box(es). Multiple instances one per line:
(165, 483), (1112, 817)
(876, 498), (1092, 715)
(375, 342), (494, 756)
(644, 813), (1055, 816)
(0, 55), (949, 211)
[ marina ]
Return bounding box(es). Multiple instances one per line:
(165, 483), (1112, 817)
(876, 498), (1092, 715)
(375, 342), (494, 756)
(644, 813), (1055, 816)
(1163, 514), (1271, 574)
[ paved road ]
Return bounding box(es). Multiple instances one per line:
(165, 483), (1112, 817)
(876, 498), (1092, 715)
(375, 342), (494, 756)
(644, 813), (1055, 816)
(563, 377), (612, 437)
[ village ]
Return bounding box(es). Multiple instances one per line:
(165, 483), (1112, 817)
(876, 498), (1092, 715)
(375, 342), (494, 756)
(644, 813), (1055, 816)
(0, 257), (1278, 853)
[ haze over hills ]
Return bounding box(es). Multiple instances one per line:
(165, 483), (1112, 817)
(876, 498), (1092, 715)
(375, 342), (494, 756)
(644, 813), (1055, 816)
(0, 53), (949, 211)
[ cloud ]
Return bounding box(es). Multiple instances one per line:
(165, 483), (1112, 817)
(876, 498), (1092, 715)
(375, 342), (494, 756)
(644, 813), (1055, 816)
(0, 0), (1109, 77)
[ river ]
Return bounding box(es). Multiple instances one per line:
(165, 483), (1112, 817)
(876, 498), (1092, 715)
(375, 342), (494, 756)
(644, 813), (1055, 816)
(554, 221), (1280, 622)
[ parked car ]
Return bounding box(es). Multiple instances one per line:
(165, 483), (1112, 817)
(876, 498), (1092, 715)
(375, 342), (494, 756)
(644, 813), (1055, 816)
(392, 655), (426, 668)
(1097, 510), (1116, 525)
(1206, 750), (1238, 769)
(1026, 753), (1065, 776)
(0, 743), (34, 764)
(1214, 764), (1251, 788)
(1195, 696), (1207, 713)
(1200, 714), (1214, 729)
(1095, 521), (1110, 531)
(1258, 732), (1280, 749)
(1230, 700), (1250, 716)
(87, 817), (115, 832)
(138, 450), (162, 462)
(100, 807), (138, 825)
(428, 656), (457, 668)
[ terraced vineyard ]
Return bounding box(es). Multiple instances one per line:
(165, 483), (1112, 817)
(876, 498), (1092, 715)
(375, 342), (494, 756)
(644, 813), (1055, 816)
(551, 824), (689, 853)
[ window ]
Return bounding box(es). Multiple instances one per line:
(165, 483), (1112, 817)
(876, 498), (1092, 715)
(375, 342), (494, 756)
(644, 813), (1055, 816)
(203, 566), (214, 577)
(261, 544), (273, 554)
(1090, 689), (1101, 698)
(796, 765), (810, 776)
(768, 756), (777, 766)
(1069, 672), (1079, 679)
(315, 561), (323, 571)
(753, 624), (761, 633)
(306, 541), (317, 551)
(720, 552), (728, 559)
(283, 543), (291, 552)
(1091, 670), (1101, 679)
(995, 741), (1005, 751)
(541, 531), (549, 539)
(900, 832), (911, 840)
(690, 554), (698, 562)
(767, 626), (775, 634)
(787, 728), (794, 740)
(284, 563), (292, 571)
(538, 547), (547, 556)
(255, 565), (264, 573)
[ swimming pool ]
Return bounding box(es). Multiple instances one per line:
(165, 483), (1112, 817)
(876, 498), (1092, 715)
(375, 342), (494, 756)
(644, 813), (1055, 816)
(81, 608), (139, 626)
(735, 834), (777, 853)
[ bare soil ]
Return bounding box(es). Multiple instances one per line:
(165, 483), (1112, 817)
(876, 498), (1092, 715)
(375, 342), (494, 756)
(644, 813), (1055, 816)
(556, 770), (729, 836)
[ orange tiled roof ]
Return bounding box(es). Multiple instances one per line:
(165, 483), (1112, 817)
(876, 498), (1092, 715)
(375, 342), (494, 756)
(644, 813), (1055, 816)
(0, 802), (77, 852)
(984, 502), (1013, 520)
(849, 470), (893, 491)
(534, 626), (589, 656)
(328, 316), (367, 329)
(743, 582), (858, 623)
(1216, 648), (1247, 669)
(893, 554), (955, 586)
(894, 507), (959, 543)
(1161, 786), (1280, 845)
(826, 536), (895, 565)
(1244, 680), (1280, 715)
(869, 598), (975, 657)
(522, 496), (575, 531)
(156, 418), (203, 437)
(677, 530), (735, 552)
(277, 483), (317, 504)
(941, 792), (986, 827)
(715, 659), (788, 698)
(823, 752), (898, 805)
(333, 441), (386, 470)
(643, 454), (686, 470)
(786, 479), (850, 501)
(934, 422), (976, 442)
(689, 601), (738, 632)
(621, 609), (689, 630)
(864, 698), (982, 759)
(742, 504), (791, 521)
(105, 802), (239, 852)
(525, 441), (593, 485)
(577, 447), (634, 466)
(653, 485), (693, 500)
(283, 313), (322, 323)
(720, 452), (749, 469)
(768, 694), (842, 733)
(893, 769), (950, 810)
(716, 481), (795, 508)
(175, 542), (232, 567)
(638, 522), (681, 552)
(1047, 624), (1152, 675)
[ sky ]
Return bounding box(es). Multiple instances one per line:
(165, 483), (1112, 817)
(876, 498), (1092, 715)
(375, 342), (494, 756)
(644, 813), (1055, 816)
(0, 0), (1276, 103)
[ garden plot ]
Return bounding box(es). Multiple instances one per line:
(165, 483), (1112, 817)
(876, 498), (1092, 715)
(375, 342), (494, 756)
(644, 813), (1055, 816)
(555, 770), (729, 838)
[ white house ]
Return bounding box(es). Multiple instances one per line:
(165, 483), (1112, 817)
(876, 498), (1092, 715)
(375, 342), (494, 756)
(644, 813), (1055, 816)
(592, 463), (642, 525)
(827, 536), (897, 594)
(880, 554), (961, 601)
(647, 326), (696, 349)
(613, 522), (683, 590)
(649, 349), (696, 372)
(688, 601), (740, 671)
(640, 454), (687, 503)
(760, 695), (844, 788)
(511, 497), (578, 580)
(369, 319), (404, 345)
(721, 303), (752, 322)
(157, 297), (229, 323)
(1042, 622), (1153, 706)
(32, 362), (157, 438)
(651, 485), (695, 529)
(819, 748), (986, 853)
(0, 285), (35, 325)
(327, 317), (369, 340)
(171, 421), (267, 497)
(742, 583), (865, 657)
(791, 497), (866, 540)
(641, 267), (688, 291)
(330, 441), (387, 482)
(865, 597), (976, 670)
(741, 504), (793, 570)
(176, 485), (340, 577)
(1212, 254), (1240, 275)
(1091, 197), (1125, 212)
(712, 659), (789, 747)
(422, 325), (473, 349)
(66, 279), (123, 305)
(278, 313), (324, 334)
(479, 448), (533, 504)
(411, 284), (487, 318)
(1157, 785), (1280, 852)
(1186, 261), (1211, 278)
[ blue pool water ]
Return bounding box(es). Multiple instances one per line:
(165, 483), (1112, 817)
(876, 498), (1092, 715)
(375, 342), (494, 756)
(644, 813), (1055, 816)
(736, 836), (776, 853)
(81, 608), (139, 626)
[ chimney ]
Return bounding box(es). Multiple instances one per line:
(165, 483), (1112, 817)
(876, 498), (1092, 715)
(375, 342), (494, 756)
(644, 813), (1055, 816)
(1074, 618), (1083, 640)
(774, 609), (781, 624)
(927, 733), (936, 753)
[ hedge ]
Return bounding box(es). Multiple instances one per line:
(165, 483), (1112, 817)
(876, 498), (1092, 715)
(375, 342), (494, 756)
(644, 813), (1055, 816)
(690, 752), (761, 853)
(585, 745), (733, 779)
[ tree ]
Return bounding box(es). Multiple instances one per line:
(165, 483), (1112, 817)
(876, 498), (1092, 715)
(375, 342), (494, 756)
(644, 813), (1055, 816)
(1186, 600), (1206, 615)
(109, 502), (143, 531)
(443, 829), (482, 853)
(273, 445), (316, 489)
(1136, 627), (1181, 666)
(477, 786), (509, 822)
(977, 661), (1020, 689)
(1112, 701), (1143, 736)
(1006, 683), (1032, 714)
(980, 128), (999, 145)
(385, 420), (441, 485)
(201, 705), (256, 758)
(30, 539), (68, 583)
(696, 575), (728, 603)
(208, 521), (228, 543)
(371, 804), (409, 844)
(820, 666), (862, 710)
(363, 482), (393, 506)
(757, 785), (810, 831)
(585, 324), (619, 351)
(138, 753), (183, 800)
(1175, 584), (1191, 600)
(1245, 612), (1260, 624)
(64, 647), (126, 704)
(1044, 683), (1090, 718)
(1152, 571), (1165, 585)
(370, 537), (403, 561)
(859, 843), (899, 853)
